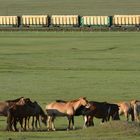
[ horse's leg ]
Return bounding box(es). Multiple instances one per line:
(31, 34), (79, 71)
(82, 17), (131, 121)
(37, 115), (41, 128)
(19, 117), (24, 130)
(35, 115), (40, 129)
(13, 118), (18, 131)
(35, 116), (38, 129)
(67, 116), (72, 130)
(47, 116), (50, 130)
(27, 116), (30, 129)
(71, 116), (75, 130)
(83, 115), (88, 128)
(125, 112), (129, 121)
(102, 117), (106, 123)
(130, 109), (135, 121)
(51, 116), (56, 131)
(32, 116), (35, 130)
(24, 117), (27, 131)
(6, 112), (13, 131)
(88, 116), (94, 126)
(47, 116), (51, 131)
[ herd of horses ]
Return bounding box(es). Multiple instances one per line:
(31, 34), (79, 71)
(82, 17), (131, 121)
(0, 97), (139, 132)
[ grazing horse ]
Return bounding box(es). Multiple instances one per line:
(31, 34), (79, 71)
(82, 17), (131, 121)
(0, 97), (26, 117)
(45, 97), (89, 130)
(82, 101), (120, 127)
(26, 101), (47, 130)
(117, 101), (134, 121)
(130, 100), (140, 123)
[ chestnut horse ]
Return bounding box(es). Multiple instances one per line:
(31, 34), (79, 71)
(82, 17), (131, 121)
(117, 101), (134, 121)
(45, 97), (89, 130)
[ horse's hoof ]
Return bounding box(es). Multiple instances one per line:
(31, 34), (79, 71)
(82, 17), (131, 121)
(72, 126), (75, 130)
(18, 128), (22, 132)
(83, 125), (87, 129)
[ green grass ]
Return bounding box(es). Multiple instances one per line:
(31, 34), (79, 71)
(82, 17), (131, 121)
(0, 32), (140, 139)
(0, 121), (140, 140)
(0, 0), (140, 16)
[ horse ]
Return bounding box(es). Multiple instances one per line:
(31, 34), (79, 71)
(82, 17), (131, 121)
(130, 100), (140, 122)
(82, 101), (120, 127)
(0, 97), (26, 117)
(45, 97), (89, 131)
(7, 100), (47, 131)
(117, 101), (134, 121)
(26, 101), (47, 130)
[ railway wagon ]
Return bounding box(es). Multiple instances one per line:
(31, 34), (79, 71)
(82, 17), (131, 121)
(51, 15), (79, 27)
(21, 15), (49, 27)
(0, 16), (19, 27)
(113, 15), (140, 27)
(81, 16), (111, 27)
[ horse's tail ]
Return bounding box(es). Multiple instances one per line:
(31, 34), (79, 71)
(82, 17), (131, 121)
(107, 106), (111, 121)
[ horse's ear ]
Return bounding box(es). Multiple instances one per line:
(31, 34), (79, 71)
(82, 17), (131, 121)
(79, 97), (86, 100)
(131, 100), (137, 104)
(83, 97), (86, 99)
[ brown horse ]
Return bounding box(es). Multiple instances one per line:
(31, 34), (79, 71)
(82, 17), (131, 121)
(82, 101), (120, 127)
(0, 97), (25, 116)
(7, 100), (47, 131)
(45, 97), (89, 130)
(117, 101), (134, 121)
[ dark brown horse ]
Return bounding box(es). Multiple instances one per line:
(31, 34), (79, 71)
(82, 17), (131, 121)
(26, 101), (47, 130)
(45, 97), (89, 130)
(7, 100), (47, 131)
(81, 101), (120, 127)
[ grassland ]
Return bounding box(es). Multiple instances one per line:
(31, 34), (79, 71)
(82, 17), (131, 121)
(0, 0), (139, 139)
(0, 0), (140, 16)
(0, 32), (140, 139)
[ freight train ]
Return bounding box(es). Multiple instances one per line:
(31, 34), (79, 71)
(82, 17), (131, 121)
(0, 15), (140, 29)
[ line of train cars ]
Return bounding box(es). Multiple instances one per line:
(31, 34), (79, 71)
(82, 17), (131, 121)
(0, 15), (140, 29)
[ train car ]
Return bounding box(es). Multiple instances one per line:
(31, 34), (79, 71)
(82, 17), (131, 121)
(0, 16), (19, 27)
(21, 15), (49, 27)
(51, 15), (79, 27)
(81, 16), (111, 27)
(113, 15), (140, 27)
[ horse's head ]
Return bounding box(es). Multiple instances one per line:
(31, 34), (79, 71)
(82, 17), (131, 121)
(79, 97), (89, 107)
(130, 100), (137, 105)
(41, 114), (47, 126)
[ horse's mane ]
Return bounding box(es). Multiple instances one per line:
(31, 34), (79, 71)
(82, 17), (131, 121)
(34, 101), (46, 115)
(6, 97), (24, 103)
(70, 99), (79, 103)
(56, 100), (67, 103)
(56, 99), (79, 103)
(69, 98), (86, 103)
(56, 97), (86, 103)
